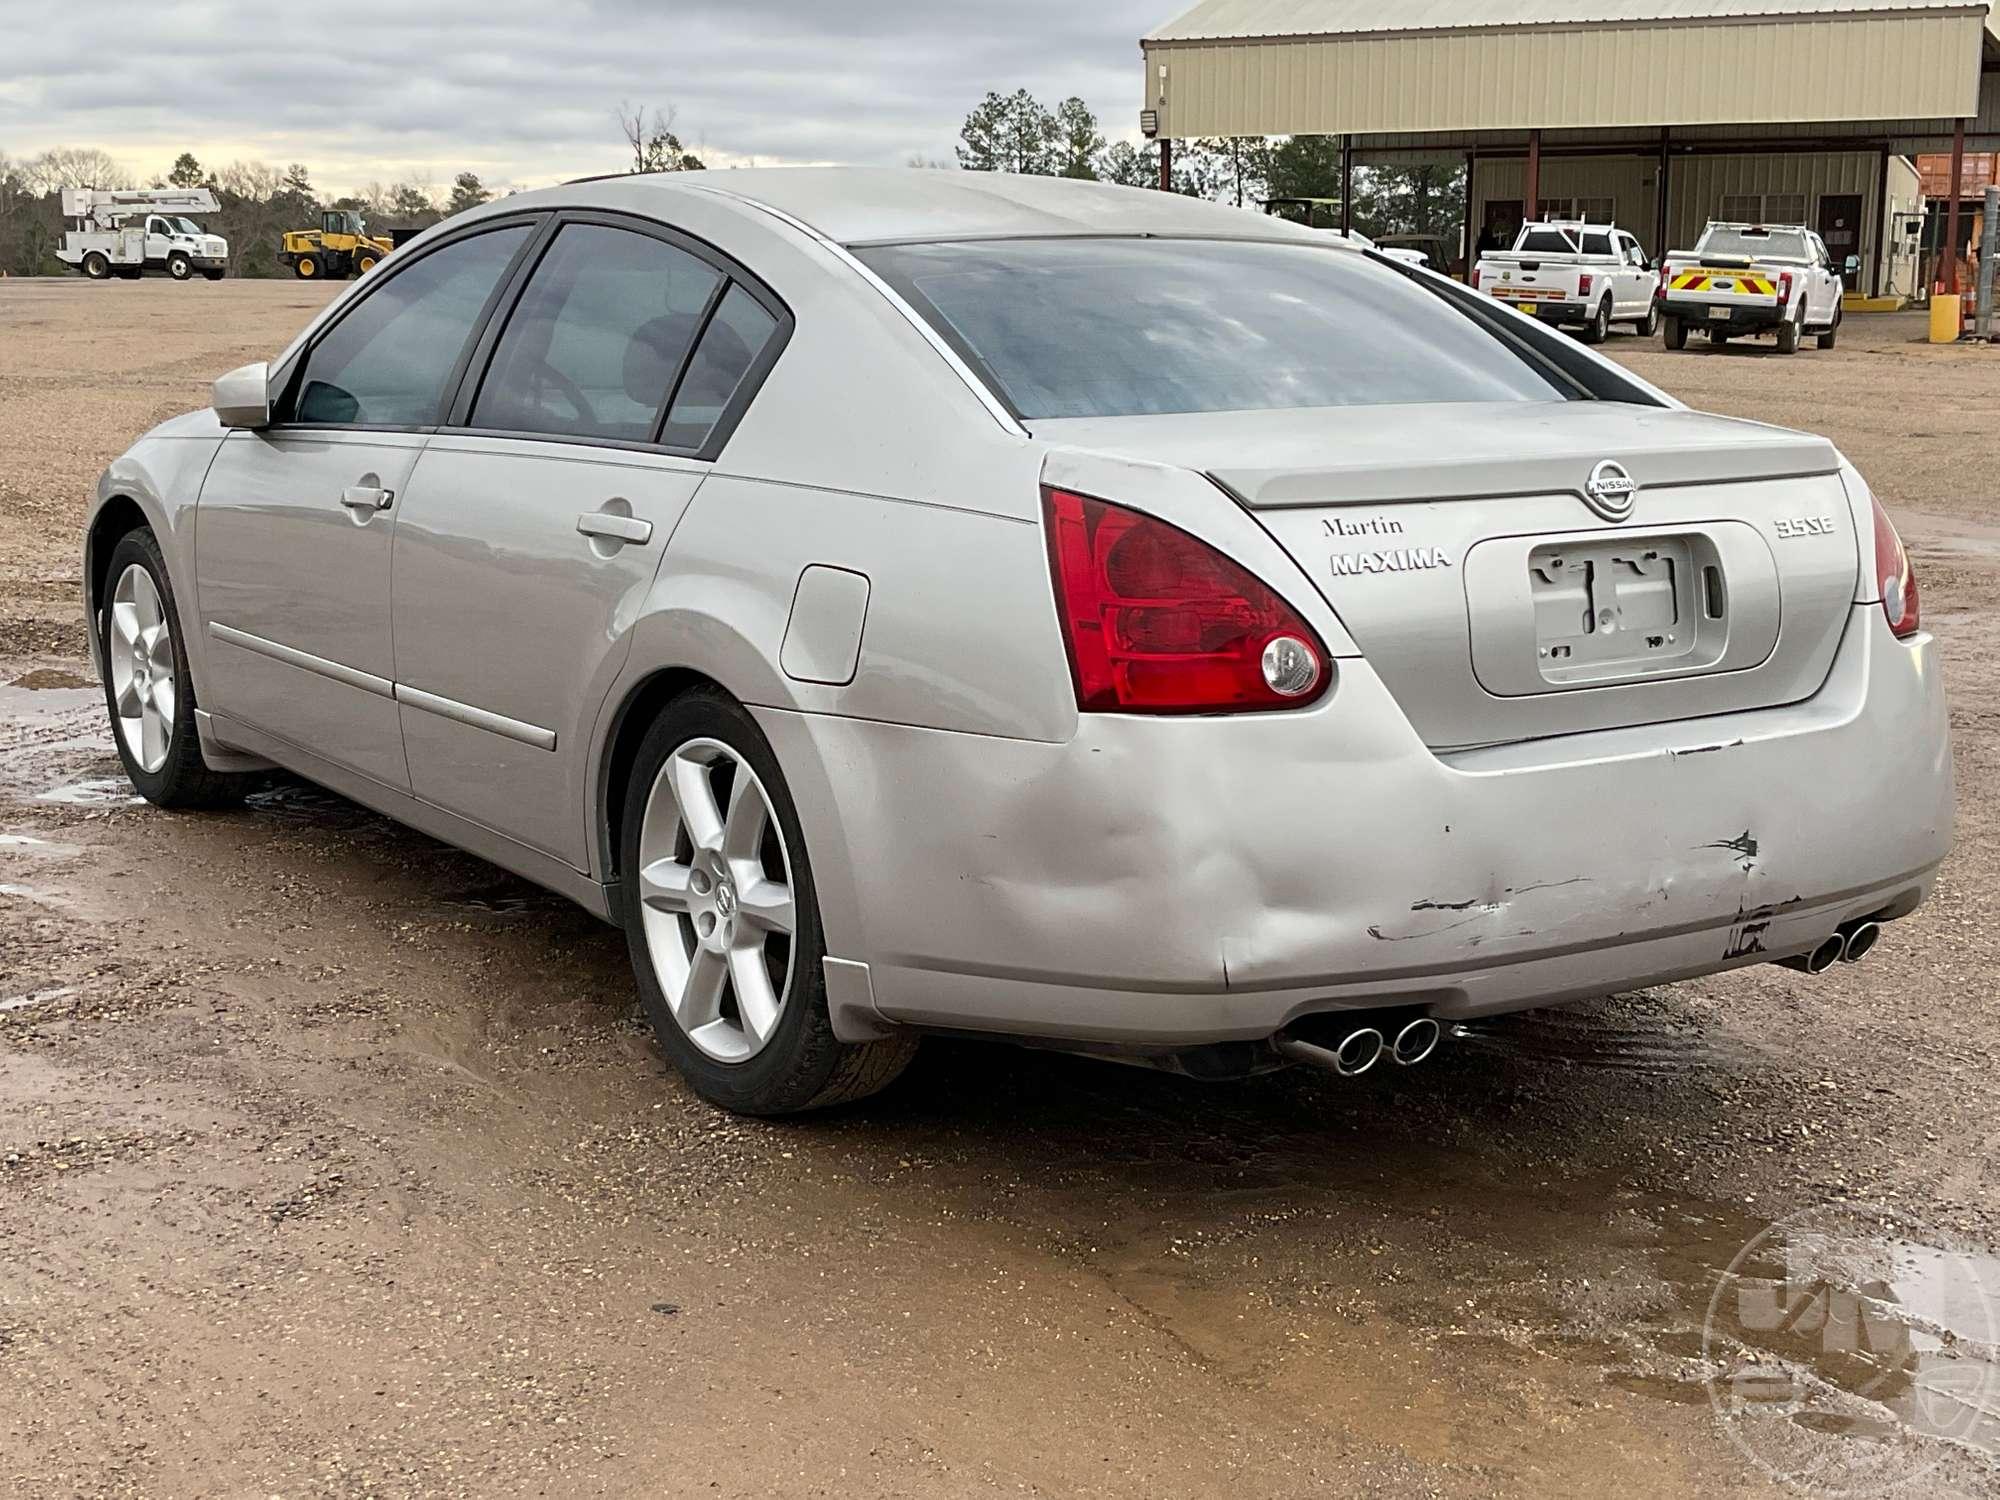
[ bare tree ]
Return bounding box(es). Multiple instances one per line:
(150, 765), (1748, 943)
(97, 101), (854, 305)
(25, 146), (125, 191)
(614, 100), (705, 174)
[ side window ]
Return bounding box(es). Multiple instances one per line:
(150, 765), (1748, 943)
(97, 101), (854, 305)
(469, 223), (721, 443)
(292, 224), (531, 427)
(661, 284), (781, 450)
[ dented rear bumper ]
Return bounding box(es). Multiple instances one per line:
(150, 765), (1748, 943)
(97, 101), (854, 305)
(758, 606), (1952, 1048)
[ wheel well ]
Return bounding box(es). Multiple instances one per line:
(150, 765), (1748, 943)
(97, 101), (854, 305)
(86, 495), (149, 621)
(597, 667), (728, 883)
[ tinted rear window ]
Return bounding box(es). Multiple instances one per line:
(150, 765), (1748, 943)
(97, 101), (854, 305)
(1518, 229), (1577, 254)
(859, 238), (1565, 421)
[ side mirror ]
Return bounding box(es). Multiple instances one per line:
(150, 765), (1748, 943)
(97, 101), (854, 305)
(212, 361), (271, 429)
(1844, 254), (1861, 276)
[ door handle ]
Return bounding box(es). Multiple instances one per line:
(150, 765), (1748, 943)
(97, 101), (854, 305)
(340, 485), (394, 514)
(576, 512), (652, 546)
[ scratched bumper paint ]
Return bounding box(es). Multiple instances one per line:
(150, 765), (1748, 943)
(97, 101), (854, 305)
(758, 605), (1951, 1048)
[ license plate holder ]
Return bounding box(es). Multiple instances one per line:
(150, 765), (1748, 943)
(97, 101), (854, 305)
(1529, 536), (1708, 683)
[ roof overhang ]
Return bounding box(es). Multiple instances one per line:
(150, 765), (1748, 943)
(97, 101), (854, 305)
(1143, 2), (1995, 141)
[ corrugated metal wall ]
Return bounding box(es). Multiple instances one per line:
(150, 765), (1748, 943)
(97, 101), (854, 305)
(1145, 12), (1985, 136)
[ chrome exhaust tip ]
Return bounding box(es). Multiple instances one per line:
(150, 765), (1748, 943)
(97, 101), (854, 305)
(1335, 1027), (1386, 1076)
(1839, 921), (1882, 964)
(1391, 1017), (1442, 1067)
(1778, 933), (1846, 975)
(1276, 1027), (1386, 1078)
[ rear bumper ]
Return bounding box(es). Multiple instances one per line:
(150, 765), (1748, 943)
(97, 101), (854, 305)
(761, 607), (1952, 1049)
(1489, 295), (1588, 323)
(1664, 298), (1786, 332)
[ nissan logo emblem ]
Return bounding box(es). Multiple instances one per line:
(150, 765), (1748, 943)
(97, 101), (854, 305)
(1584, 460), (1638, 521)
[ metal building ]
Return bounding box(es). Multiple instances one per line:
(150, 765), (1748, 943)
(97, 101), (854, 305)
(1141, 0), (2000, 295)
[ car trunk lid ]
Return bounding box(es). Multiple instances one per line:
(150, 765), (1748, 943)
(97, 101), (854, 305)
(1034, 401), (1858, 749)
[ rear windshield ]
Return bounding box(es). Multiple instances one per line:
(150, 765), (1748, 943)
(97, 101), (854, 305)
(1517, 229), (1577, 254)
(858, 238), (1566, 421)
(1700, 227), (1810, 261)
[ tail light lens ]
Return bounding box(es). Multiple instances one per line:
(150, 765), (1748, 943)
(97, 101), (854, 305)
(1043, 488), (1330, 713)
(1577, 272), (1594, 297)
(1872, 496), (1921, 639)
(1657, 263), (1670, 296)
(1470, 266), (1482, 290)
(1778, 271), (1794, 304)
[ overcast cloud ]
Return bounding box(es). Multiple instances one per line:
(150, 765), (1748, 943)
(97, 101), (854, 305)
(1, 0), (1173, 195)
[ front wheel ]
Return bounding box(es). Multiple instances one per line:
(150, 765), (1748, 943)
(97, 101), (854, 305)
(1662, 314), (1687, 351)
(1817, 308), (1841, 350)
(619, 690), (917, 1115)
(98, 529), (246, 809)
(166, 252), (192, 281)
(1581, 296), (1612, 344)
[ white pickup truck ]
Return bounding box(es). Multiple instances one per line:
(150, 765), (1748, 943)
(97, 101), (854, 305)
(1472, 221), (1660, 343)
(1658, 222), (1844, 354)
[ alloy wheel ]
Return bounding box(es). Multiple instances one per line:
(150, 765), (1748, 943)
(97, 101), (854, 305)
(108, 562), (175, 774)
(635, 738), (798, 1063)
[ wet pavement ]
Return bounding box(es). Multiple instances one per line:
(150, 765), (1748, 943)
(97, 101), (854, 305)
(2, 285), (1999, 1496)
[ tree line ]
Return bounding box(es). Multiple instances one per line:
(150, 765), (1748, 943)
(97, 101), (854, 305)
(955, 89), (1466, 246)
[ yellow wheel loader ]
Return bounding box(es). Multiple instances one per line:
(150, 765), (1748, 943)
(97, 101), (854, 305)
(281, 209), (394, 280)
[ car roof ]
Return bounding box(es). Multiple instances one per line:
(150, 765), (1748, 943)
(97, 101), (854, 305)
(554, 166), (1343, 250)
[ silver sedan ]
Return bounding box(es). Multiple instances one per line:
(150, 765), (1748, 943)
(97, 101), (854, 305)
(85, 169), (1952, 1114)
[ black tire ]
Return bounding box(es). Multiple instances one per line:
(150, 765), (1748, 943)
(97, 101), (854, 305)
(97, 529), (246, 810)
(1634, 300), (1660, 338)
(1581, 296), (1611, 344)
(166, 252), (192, 282)
(618, 689), (917, 1115)
(115, 266), (142, 280)
(82, 251), (110, 281)
(1778, 307), (1802, 355)
(293, 253), (320, 280)
(1662, 314), (1687, 351)
(1817, 309), (1841, 350)
(1711, 329), (1730, 345)
(203, 270), (224, 282)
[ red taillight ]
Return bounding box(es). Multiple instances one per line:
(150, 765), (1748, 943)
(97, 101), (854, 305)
(1778, 271), (1794, 305)
(1871, 496), (1921, 639)
(1043, 488), (1330, 714)
(1470, 266), (1482, 290)
(1577, 272), (1594, 297)
(1657, 264), (1670, 295)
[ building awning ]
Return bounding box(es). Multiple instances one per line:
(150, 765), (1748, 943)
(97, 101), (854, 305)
(1142, 0), (1998, 143)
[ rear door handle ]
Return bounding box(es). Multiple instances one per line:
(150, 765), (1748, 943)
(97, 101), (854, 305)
(576, 512), (653, 546)
(340, 485), (394, 513)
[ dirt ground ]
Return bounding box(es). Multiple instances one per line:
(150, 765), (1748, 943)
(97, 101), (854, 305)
(3, 277), (1999, 1498)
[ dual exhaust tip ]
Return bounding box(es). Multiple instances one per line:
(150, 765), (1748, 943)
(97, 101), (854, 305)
(1278, 1016), (1442, 1079)
(1778, 918), (1882, 976)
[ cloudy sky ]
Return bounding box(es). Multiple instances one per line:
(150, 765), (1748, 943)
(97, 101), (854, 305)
(4, 0), (1174, 196)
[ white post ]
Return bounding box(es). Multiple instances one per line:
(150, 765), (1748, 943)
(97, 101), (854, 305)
(1978, 185), (2000, 340)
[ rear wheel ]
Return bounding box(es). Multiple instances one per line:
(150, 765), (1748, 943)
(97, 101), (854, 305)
(619, 690), (917, 1115)
(1662, 314), (1687, 351)
(1634, 300), (1660, 338)
(1777, 307), (1802, 354)
(165, 252), (192, 282)
(293, 253), (319, 280)
(1581, 296), (1612, 344)
(98, 529), (246, 809)
(82, 251), (110, 280)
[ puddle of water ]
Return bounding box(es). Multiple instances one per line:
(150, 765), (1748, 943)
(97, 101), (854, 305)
(243, 779), (378, 831)
(432, 881), (563, 920)
(1452, 1007), (1762, 1076)
(0, 834), (48, 847)
(34, 778), (141, 808)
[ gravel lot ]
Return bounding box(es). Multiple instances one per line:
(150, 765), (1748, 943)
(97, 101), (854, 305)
(3, 277), (1999, 1498)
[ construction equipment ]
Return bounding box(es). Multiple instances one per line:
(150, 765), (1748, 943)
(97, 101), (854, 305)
(280, 209), (393, 280)
(55, 188), (228, 281)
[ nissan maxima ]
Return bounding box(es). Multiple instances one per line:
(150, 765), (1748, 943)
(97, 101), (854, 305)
(84, 169), (1952, 1114)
